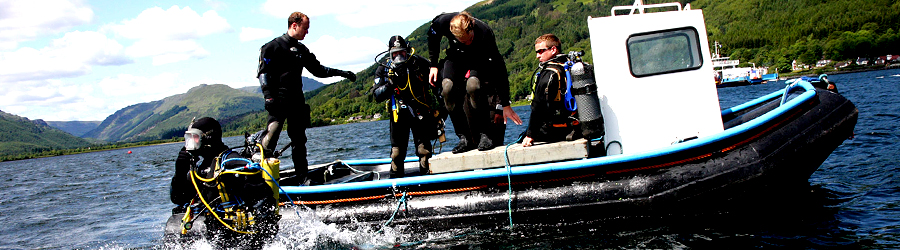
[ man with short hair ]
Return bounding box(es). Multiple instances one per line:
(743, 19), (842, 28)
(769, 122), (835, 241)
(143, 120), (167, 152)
(523, 34), (581, 147)
(427, 11), (522, 153)
(257, 12), (356, 181)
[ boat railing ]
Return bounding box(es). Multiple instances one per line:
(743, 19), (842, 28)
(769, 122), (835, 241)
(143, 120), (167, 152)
(611, 0), (685, 16)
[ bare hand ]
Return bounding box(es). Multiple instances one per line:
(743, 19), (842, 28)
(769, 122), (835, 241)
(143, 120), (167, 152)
(522, 136), (534, 147)
(428, 67), (439, 86)
(502, 105), (522, 125)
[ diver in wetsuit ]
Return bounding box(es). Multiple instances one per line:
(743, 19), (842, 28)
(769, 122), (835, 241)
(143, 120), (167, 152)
(257, 11), (356, 183)
(168, 117), (279, 248)
(372, 35), (444, 178)
(523, 34), (582, 147)
(170, 117), (228, 209)
(427, 11), (523, 153)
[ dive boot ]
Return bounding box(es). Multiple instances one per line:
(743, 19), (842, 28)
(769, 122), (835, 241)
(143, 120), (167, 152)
(477, 133), (494, 151)
(452, 136), (474, 154)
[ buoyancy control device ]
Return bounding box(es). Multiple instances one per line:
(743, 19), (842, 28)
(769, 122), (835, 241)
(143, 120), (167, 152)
(565, 51), (605, 139)
(178, 145), (281, 236)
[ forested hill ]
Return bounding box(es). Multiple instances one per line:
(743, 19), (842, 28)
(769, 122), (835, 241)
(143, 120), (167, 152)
(693, 0), (900, 71)
(304, 0), (603, 125)
(303, 0), (898, 124)
(0, 110), (92, 157)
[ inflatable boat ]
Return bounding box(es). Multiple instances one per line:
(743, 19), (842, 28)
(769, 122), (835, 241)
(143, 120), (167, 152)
(274, 1), (858, 228)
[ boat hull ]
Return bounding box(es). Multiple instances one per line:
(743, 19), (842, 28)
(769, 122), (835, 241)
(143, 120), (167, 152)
(280, 85), (857, 228)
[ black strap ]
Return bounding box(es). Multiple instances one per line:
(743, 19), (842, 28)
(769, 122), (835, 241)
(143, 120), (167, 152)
(570, 84), (597, 96)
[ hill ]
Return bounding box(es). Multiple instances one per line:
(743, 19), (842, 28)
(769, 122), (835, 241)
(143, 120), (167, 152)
(299, 0), (898, 124)
(83, 84), (264, 142)
(303, 0), (609, 124)
(693, 0), (900, 71)
(0, 110), (93, 156)
(45, 121), (102, 137)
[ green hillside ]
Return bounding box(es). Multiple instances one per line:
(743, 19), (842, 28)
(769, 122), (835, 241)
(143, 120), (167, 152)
(693, 0), (900, 71)
(84, 84), (263, 142)
(304, 0), (604, 125)
(297, 0), (898, 125)
(0, 111), (92, 157)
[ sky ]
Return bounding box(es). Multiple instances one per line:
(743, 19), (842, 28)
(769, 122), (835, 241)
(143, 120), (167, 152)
(0, 0), (482, 121)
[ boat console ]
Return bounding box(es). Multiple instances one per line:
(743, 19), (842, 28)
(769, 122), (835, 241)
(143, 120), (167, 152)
(588, 1), (724, 155)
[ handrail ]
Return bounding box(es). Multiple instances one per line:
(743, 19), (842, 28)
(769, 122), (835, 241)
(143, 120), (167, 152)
(611, 0), (682, 16)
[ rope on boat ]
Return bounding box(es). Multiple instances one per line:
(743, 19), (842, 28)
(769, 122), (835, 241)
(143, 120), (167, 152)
(502, 133), (527, 230)
(377, 192), (408, 233)
(280, 185), (488, 206)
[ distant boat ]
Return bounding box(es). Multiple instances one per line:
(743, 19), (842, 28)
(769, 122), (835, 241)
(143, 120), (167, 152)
(712, 52), (775, 88)
(877, 76), (885, 79)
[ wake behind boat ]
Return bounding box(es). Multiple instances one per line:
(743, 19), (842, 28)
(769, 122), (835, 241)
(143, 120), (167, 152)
(274, 1), (858, 228)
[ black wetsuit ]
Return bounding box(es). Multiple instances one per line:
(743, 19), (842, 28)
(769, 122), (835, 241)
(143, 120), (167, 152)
(170, 143), (228, 207)
(169, 144), (279, 246)
(526, 54), (581, 143)
(428, 12), (510, 150)
(257, 33), (350, 177)
(373, 55), (441, 177)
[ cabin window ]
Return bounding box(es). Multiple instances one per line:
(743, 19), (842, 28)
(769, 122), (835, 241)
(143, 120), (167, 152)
(627, 27), (703, 77)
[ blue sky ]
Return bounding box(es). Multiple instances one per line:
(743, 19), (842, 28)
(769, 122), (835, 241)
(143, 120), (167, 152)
(0, 0), (482, 121)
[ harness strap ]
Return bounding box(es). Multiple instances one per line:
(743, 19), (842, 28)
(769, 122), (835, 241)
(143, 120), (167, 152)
(570, 84), (597, 96)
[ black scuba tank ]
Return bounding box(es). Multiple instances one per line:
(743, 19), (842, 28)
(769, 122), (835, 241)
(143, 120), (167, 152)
(567, 51), (605, 139)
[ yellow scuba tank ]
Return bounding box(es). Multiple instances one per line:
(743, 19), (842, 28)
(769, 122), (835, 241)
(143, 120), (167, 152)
(260, 156), (281, 209)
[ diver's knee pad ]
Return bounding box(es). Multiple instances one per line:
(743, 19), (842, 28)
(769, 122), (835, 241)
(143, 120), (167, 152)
(415, 143), (431, 157)
(390, 147), (405, 173)
(466, 77), (483, 109)
(261, 121), (282, 150)
(441, 78), (456, 111)
(465, 76), (481, 94)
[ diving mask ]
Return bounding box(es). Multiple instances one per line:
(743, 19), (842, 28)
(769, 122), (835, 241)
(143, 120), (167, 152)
(390, 52), (408, 69)
(184, 128), (204, 150)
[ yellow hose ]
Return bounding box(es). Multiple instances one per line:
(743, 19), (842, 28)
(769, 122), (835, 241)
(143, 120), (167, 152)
(190, 169), (254, 234)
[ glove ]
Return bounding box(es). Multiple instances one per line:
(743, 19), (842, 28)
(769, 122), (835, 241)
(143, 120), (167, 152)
(340, 70), (356, 82)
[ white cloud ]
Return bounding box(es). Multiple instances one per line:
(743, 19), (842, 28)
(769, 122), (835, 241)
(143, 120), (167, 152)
(0, 0), (94, 50)
(97, 73), (190, 102)
(301, 35), (385, 82)
(126, 39), (209, 65)
(240, 27), (275, 42)
(0, 78), (97, 121)
(0, 31), (130, 82)
(261, 0), (476, 28)
(105, 5), (231, 65)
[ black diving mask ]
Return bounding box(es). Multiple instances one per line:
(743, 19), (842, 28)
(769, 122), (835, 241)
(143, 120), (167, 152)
(390, 52), (408, 69)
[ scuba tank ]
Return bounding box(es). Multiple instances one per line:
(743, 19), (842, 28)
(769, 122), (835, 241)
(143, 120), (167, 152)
(565, 51), (605, 139)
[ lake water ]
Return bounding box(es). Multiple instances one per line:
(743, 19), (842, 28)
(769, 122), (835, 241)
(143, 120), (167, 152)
(1, 69), (898, 249)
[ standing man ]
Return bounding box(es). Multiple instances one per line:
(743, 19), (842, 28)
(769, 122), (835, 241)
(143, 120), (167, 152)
(372, 35), (444, 177)
(257, 12), (356, 182)
(523, 34), (581, 147)
(427, 11), (522, 153)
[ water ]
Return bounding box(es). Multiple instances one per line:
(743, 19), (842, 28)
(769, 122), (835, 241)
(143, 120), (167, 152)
(1, 69), (898, 249)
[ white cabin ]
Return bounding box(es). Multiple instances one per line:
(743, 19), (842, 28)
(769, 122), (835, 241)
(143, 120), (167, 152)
(588, 1), (724, 155)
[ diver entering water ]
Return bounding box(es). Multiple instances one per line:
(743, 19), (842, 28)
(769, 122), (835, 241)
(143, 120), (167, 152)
(170, 117), (228, 208)
(372, 35), (446, 178)
(167, 117), (280, 248)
